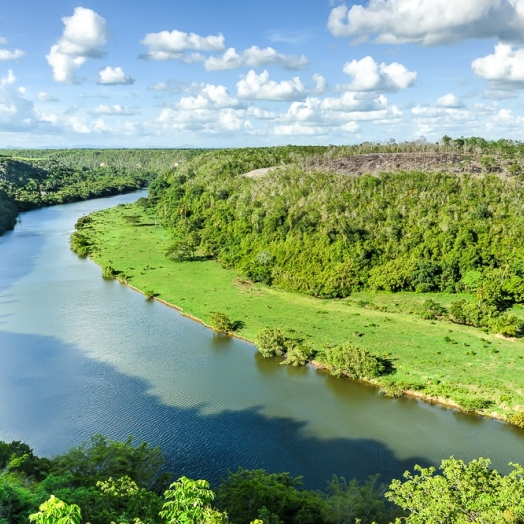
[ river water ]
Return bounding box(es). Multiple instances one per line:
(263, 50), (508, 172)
(0, 191), (523, 489)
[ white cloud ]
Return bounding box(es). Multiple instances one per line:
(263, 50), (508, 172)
(97, 66), (135, 85)
(148, 82), (169, 91)
(46, 7), (108, 83)
(177, 84), (241, 110)
(0, 37), (6, 45)
(472, 44), (524, 89)
(237, 70), (308, 101)
(204, 46), (308, 71)
(37, 92), (58, 102)
(342, 56), (417, 92)
(436, 93), (464, 108)
(312, 73), (328, 93)
(0, 49), (24, 61)
(328, 1), (524, 45)
(140, 30), (224, 61)
(92, 104), (139, 115)
(0, 70), (38, 131)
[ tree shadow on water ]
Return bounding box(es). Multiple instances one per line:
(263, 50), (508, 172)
(0, 330), (435, 490)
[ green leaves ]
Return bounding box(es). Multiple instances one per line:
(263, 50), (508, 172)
(386, 457), (524, 523)
(319, 343), (387, 380)
(29, 496), (82, 524)
(160, 477), (226, 524)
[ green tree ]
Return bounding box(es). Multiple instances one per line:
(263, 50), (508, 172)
(320, 344), (385, 380)
(256, 328), (287, 357)
(386, 457), (524, 523)
(209, 312), (234, 334)
(159, 477), (227, 524)
(29, 496), (81, 524)
(216, 468), (326, 524)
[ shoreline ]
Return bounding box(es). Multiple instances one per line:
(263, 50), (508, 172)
(86, 257), (513, 427)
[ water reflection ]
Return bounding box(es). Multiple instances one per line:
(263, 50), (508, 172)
(0, 191), (522, 490)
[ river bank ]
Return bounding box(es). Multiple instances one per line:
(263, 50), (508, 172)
(76, 201), (524, 425)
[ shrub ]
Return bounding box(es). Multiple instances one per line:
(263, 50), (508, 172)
(256, 328), (287, 357)
(102, 265), (116, 279)
(280, 340), (313, 367)
(319, 343), (385, 379)
(489, 314), (523, 337)
(209, 312), (233, 333)
(420, 299), (448, 320)
(509, 412), (524, 428)
(70, 232), (91, 256)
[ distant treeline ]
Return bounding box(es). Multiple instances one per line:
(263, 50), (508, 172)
(148, 139), (524, 336)
(0, 149), (203, 236)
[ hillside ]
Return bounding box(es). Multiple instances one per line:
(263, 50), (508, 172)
(0, 149), (203, 236)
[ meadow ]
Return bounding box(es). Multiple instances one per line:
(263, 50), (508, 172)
(78, 202), (524, 421)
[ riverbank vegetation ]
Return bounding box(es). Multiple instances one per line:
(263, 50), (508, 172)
(3, 435), (524, 523)
(0, 149), (202, 236)
(74, 197), (524, 423)
(72, 138), (524, 423)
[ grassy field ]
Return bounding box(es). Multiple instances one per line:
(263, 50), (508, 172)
(78, 203), (524, 421)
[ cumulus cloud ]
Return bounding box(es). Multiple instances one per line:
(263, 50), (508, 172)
(0, 49), (24, 61)
(204, 46), (309, 71)
(342, 56), (417, 92)
(472, 44), (524, 88)
(327, 1), (524, 46)
(97, 66), (135, 85)
(37, 92), (58, 102)
(0, 70), (38, 131)
(92, 104), (139, 115)
(177, 84), (241, 110)
(0, 36), (25, 61)
(139, 30), (224, 61)
(436, 93), (464, 108)
(237, 70), (308, 101)
(46, 7), (108, 83)
(312, 73), (328, 93)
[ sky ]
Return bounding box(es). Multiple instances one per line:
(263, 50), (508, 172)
(1, 0), (524, 148)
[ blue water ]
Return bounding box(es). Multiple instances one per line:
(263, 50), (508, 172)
(0, 192), (523, 489)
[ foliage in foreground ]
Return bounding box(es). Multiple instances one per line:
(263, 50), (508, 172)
(1, 435), (524, 524)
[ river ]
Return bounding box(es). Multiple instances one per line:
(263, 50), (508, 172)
(0, 191), (523, 489)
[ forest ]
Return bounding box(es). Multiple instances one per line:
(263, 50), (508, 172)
(149, 138), (524, 337)
(2, 435), (523, 524)
(0, 149), (203, 236)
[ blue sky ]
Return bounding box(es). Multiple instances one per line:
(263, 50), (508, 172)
(1, 0), (524, 147)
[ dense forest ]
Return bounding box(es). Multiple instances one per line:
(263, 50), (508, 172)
(147, 138), (524, 337)
(2, 436), (523, 524)
(0, 149), (203, 236)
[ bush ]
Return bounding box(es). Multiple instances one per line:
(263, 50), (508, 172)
(209, 312), (233, 333)
(101, 265), (116, 279)
(319, 343), (386, 380)
(488, 314), (523, 337)
(420, 299), (447, 320)
(70, 232), (91, 256)
(280, 340), (313, 367)
(509, 412), (524, 428)
(256, 328), (287, 357)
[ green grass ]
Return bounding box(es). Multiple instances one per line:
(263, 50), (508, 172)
(79, 203), (524, 421)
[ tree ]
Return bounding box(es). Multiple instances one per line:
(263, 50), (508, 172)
(209, 312), (234, 334)
(216, 468), (326, 524)
(159, 477), (227, 524)
(386, 457), (524, 523)
(29, 496), (81, 524)
(319, 344), (385, 380)
(49, 435), (167, 492)
(256, 328), (287, 357)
